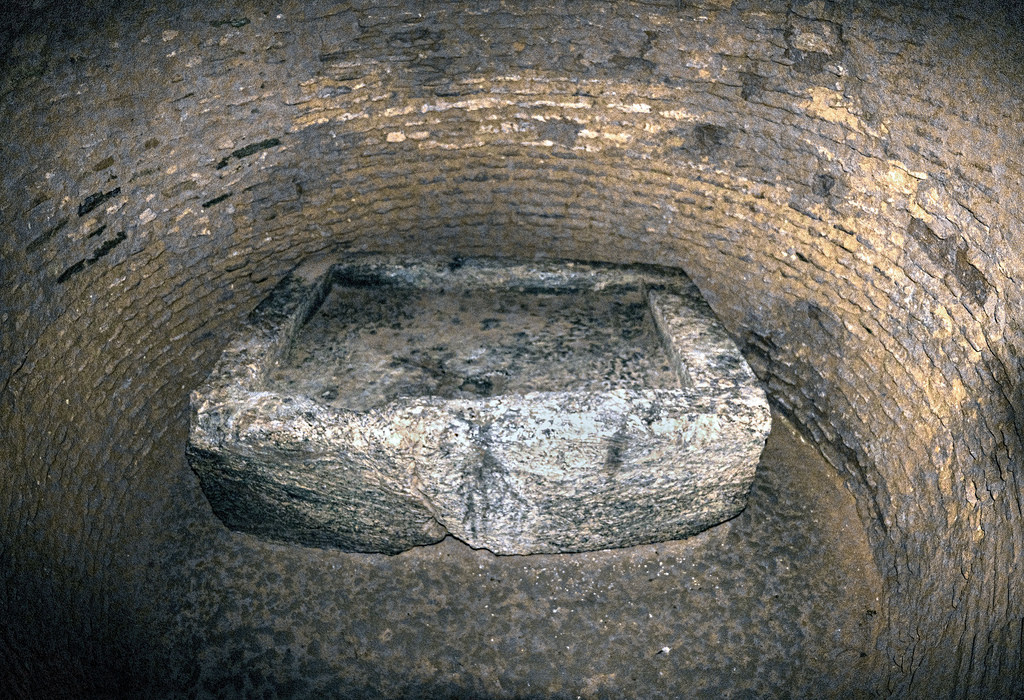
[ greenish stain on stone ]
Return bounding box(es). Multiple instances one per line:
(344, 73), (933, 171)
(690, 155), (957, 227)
(202, 192), (232, 208)
(77, 187), (121, 217)
(55, 231), (127, 285)
(215, 138), (282, 170)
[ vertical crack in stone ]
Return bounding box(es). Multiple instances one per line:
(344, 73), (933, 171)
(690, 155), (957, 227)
(408, 468), (447, 539)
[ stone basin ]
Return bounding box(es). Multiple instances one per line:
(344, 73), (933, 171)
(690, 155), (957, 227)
(187, 255), (771, 554)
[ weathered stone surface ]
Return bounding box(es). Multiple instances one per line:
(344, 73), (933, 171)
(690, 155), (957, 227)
(188, 255), (770, 554)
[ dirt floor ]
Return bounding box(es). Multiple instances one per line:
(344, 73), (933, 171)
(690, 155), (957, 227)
(140, 408), (883, 698)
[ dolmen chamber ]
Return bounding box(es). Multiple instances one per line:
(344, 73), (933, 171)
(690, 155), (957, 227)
(187, 254), (771, 555)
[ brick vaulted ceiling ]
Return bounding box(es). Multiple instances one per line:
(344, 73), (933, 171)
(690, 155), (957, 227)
(2, 1), (1024, 696)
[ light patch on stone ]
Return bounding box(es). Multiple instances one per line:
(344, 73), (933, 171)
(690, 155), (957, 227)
(659, 108), (697, 121)
(802, 87), (884, 139)
(791, 30), (833, 54)
(788, 16), (842, 55)
(161, 30), (179, 42)
(386, 131), (407, 143)
(293, 110), (369, 130)
(521, 99), (593, 110)
(609, 103), (652, 113)
(139, 208), (157, 224)
(480, 122), (527, 135)
(602, 131), (633, 144)
(384, 104), (418, 117)
(422, 97), (505, 113)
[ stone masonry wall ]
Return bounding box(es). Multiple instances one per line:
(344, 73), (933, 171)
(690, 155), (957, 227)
(2, 0), (1024, 696)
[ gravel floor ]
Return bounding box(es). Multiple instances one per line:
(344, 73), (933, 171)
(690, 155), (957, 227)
(143, 408), (883, 698)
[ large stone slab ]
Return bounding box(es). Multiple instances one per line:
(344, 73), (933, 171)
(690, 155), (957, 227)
(187, 255), (771, 554)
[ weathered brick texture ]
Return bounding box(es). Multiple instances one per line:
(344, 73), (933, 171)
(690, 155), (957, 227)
(2, 0), (1023, 696)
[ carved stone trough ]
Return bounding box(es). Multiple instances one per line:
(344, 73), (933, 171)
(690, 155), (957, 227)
(187, 255), (771, 555)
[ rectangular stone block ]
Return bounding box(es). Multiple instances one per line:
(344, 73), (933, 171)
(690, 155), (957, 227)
(187, 255), (771, 554)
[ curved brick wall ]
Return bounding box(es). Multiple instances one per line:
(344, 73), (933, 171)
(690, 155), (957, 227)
(2, 0), (1023, 696)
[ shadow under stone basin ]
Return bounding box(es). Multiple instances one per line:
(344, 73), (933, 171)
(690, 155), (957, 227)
(187, 255), (771, 554)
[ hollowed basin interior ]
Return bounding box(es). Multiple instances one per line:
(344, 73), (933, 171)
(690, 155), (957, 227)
(266, 270), (681, 412)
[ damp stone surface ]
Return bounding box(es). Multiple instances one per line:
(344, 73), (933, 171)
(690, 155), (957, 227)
(187, 255), (771, 554)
